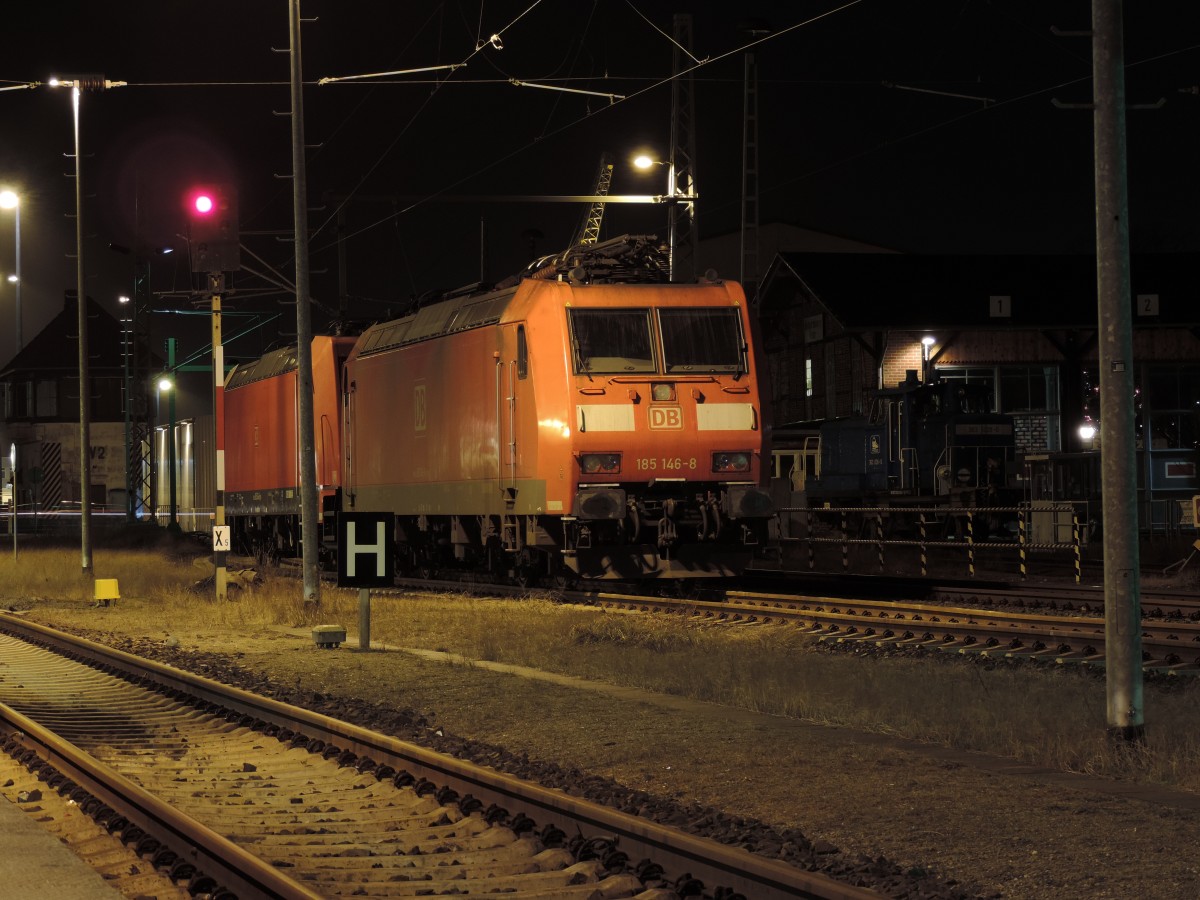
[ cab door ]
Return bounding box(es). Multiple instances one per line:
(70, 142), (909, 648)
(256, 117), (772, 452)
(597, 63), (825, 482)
(497, 323), (535, 512)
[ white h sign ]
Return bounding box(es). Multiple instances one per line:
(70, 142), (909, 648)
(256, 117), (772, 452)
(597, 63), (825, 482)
(345, 520), (387, 578)
(337, 512), (395, 588)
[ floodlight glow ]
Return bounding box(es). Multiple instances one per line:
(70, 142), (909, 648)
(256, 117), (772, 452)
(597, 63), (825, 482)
(194, 194), (214, 214)
(0, 191), (17, 210)
(1078, 422), (1097, 441)
(158, 376), (173, 392)
(922, 335), (936, 347)
(633, 154), (655, 170)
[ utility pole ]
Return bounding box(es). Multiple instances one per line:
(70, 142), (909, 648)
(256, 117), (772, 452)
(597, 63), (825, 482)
(1092, 0), (1143, 742)
(290, 0), (321, 605)
(668, 13), (698, 282)
(50, 74), (126, 589)
(740, 51), (760, 295)
(130, 258), (154, 520)
(164, 338), (178, 531)
(71, 83), (93, 590)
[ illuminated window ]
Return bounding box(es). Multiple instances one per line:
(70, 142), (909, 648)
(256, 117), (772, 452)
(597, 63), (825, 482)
(805, 359), (813, 397)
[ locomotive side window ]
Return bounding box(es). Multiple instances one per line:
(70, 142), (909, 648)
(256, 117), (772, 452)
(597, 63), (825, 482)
(516, 325), (528, 379)
(568, 308), (655, 374)
(658, 308), (745, 374)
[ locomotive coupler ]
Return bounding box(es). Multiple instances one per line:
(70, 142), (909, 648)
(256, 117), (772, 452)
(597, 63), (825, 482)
(699, 493), (722, 540)
(625, 498), (641, 543)
(657, 516), (677, 548)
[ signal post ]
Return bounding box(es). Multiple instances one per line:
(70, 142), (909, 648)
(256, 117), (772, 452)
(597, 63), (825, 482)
(211, 275), (227, 601)
(185, 185), (239, 602)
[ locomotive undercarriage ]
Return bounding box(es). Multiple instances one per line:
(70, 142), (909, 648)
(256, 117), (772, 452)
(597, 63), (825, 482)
(387, 482), (774, 584)
(230, 480), (774, 585)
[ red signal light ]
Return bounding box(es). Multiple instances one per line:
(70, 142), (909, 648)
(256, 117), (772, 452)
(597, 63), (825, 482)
(183, 183), (240, 273)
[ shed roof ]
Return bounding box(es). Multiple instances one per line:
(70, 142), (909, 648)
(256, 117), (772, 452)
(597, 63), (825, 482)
(0, 293), (126, 379)
(758, 252), (1200, 330)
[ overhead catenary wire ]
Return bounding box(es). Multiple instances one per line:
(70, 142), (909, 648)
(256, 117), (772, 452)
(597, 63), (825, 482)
(313, 0), (872, 253)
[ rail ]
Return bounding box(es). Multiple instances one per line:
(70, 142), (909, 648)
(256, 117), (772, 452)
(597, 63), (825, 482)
(0, 613), (878, 900)
(777, 503), (1083, 582)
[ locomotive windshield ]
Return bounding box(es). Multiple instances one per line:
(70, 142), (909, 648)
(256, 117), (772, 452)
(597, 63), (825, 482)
(659, 308), (745, 374)
(569, 308), (656, 373)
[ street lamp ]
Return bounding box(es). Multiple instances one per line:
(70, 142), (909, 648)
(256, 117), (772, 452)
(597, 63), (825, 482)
(9, 442), (15, 561)
(0, 190), (20, 352)
(631, 152), (695, 282)
(921, 335), (937, 384)
(1078, 419), (1098, 447)
(158, 374), (178, 531)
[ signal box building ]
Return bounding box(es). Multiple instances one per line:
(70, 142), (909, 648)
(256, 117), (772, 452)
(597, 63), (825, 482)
(755, 251), (1200, 531)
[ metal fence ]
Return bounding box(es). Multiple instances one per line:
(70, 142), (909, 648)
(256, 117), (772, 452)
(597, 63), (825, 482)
(777, 503), (1083, 582)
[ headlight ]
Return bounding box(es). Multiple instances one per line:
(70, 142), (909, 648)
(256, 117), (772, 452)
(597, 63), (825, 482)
(651, 382), (676, 402)
(712, 451), (751, 473)
(574, 487), (626, 519)
(580, 452), (621, 474)
(725, 484), (773, 518)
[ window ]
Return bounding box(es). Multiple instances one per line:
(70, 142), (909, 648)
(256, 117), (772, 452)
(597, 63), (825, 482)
(1144, 365), (1200, 451)
(568, 309), (655, 374)
(805, 359), (813, 397)
(658, 308), (745, 374)
(11, 382), (31, 418)
(90, 377), (124, 420)
(35, 380), (57, 417)
(999, 366), (1056, 413)
(516, 325), (528, 379)
(940, 365), (1061, 451)
(938, 367), (998, 410)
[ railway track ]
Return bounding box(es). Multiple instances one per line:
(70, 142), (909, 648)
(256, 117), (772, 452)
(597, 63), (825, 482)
(929, 583), (1200, 619)
(587, 590), (1200, 674)
(277, 560), (1200, 672)
(0, 612), (877, 900)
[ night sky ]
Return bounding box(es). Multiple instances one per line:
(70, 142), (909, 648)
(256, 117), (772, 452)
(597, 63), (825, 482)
(1, 1), (1198, 386)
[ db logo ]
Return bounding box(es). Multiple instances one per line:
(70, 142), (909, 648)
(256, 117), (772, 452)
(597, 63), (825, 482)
(648, 406), (682, 429)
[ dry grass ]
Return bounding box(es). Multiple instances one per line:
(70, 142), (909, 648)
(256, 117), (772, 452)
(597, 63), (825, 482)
(5, 543), (1199, 793)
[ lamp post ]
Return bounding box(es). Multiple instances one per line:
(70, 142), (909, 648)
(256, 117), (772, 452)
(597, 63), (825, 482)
(9, 442), (15, 561)
(633, 154), (673, 271)
(0, 190), (19, 352)
(158, 335), (178, 532)
(632, 153), (696, 282)
(48, 75), (127, 589)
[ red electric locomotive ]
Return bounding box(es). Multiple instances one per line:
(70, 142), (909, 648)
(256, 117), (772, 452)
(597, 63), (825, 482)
(224, 336), (355, 563)
(225, 235), (775, 583)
